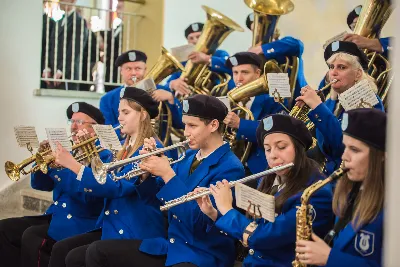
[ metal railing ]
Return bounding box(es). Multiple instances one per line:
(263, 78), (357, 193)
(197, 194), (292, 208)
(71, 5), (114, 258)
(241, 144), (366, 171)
(41, 1), (143, 92)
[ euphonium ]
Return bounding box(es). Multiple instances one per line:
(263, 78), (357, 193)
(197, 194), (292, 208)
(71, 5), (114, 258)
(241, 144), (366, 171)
(179, 6), (244, 95)
(292, 168), (349, 267)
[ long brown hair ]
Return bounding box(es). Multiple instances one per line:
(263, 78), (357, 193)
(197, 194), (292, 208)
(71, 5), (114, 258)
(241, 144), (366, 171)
(116, 100), (157, 160)
(333, 146), (385, 229)
(258, 137), (321, 214)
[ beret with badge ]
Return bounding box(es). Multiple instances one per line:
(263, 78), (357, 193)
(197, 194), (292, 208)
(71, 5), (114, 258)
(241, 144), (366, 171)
(341, 108), (386, 151)
(256, 114), (313, 150)
(185, 22), (204, 38)
(324, 41), (369, 70)
(115, 50), (147, 67)
(120, 87), (159, 119)
(347, 5), (362, 29)
(182, 94), (228, 122)
(67, 102), (105, 124)
(225, 52), (262, 69)
(246, 13), (254, 30)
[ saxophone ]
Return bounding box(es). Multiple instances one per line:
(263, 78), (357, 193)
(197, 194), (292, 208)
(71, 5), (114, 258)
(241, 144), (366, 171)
(292, 168), (348, 267)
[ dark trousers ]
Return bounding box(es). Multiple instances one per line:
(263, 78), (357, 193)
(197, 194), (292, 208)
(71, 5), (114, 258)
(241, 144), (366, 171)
(0, 215), (51, 267)
(66, 239), (197, 267)
(49, 230), (102, 267)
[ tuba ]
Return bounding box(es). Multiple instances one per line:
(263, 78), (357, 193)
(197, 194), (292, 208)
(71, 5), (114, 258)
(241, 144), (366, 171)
(353, 0), (393, 102)
(179, 6), (244, 96)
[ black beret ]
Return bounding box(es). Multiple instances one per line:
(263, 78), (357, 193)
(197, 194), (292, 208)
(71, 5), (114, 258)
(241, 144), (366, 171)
(225, 52), (262, 69)
(67, 102), (105, 124)
(182, 95), (228, 122)
(184, 22), (204, 38)
(324, 41), (369, 70)
(342, 108), (386, 151)
(246, 13), (254, 30)
(119, 87), (159, 119)
(347, 5), (362, 29)
(115, 50), (147, 67)
(256, 114), (313, 149)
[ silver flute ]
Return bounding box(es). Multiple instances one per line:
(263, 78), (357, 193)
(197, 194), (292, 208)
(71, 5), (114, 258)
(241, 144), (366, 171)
(160, 163), (294, 211)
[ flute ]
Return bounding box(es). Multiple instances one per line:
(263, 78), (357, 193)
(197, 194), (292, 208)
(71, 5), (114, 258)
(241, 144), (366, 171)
(160, 163), (294, 211)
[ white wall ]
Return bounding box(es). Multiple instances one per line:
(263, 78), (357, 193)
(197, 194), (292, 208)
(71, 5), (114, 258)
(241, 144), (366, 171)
(164, 0), (395, 87)
(0, 0), (99, 191)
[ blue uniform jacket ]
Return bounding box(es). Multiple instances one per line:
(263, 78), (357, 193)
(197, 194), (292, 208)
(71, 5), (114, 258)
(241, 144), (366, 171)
(215, 175), (333, 267)
(30, 149), (110, 241)
(325, 211), (383, 267)
(261, 36), (308, 101)
(139, 143), (245, 267)
(78, 142), (166, 240)
(379, 37), (392, 59)
(308, 97), (384, 175)
(236, 94), (286, 174)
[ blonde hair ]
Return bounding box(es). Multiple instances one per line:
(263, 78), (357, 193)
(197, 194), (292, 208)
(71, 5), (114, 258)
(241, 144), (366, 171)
(327, 52), (378, 93)
(116, 100), (157, 160)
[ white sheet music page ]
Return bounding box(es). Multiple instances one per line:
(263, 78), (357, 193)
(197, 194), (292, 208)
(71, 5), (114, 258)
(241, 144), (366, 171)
(217, 96), (231, 111)
(92, 125), (122, 151)
(235, 183), (276, 222)
(323, 31), (348, 50)
(171, 44), (195, 62)
(14, 126), (39, 148)
(135, 78), (157, 93)
(338, 79), (379, 110)
(267, 73), (291, 98)
(45, 128), (72, 152)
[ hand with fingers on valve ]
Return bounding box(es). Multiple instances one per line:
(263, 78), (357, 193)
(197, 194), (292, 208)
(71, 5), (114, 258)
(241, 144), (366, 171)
(194, 187), (218, 221)
(52, 142), (82, 174)
(223, 112), (241, 129)
(188, 51), (211, 65)
(295, 233), (331, 266)
(170, 78), (191, 97)
(139, 154), (175, 183)
(138, 137), (158, 182)
(209, 180), (233, 216)
(343, 33), (383, 53)
(248, 45), (263, 55)
(295, 85), (322, 110)
(151, 89), (175, 104)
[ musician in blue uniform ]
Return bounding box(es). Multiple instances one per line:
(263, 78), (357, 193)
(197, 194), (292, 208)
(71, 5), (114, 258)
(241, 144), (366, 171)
(296, 108), (386, 267)
(47, 87), (166, 267)
(223, 52), (286, 177)
(0, 102), (106, 267)
(296, 41), (384, 175)
(82, 95), (245, 267)
(196, 114), (333, 266)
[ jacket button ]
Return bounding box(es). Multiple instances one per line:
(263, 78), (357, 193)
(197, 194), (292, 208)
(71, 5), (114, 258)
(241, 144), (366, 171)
(57, 178), (61, 182)
(314, 114), (319, 119)
(173, 215), (177, 219)
(55, 175), (59, 179)
(88, 189), (92, 192)
(54, 201), (58, 205)
(62, 203), (66, 208)
(249, 249), (254, 255)
(67, 214), (72, 219)
(114, 210), (118, 215)
(119, 229), (124, 234)
(169, 238), (175, 244)
(84, 188), (88, 192)
(105, 210), (110, 215)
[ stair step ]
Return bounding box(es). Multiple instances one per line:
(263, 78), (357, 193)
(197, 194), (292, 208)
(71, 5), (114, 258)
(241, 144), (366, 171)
(20, 189), (52, 214)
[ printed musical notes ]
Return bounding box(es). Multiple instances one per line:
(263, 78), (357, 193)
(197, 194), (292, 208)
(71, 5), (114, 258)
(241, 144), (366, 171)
(45, 128), (72, 152)
(92, 125), (122, 151)
(338, 80), (379, 110)
(171, 44), (195, 62)
(267, 73), (291, 98)
(14, 126), (39, 148)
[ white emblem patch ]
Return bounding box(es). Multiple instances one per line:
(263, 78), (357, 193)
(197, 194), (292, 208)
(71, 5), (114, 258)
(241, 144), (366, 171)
(332, 41), (340, 52)
(192, 23), (199, 32)
(72, 103), (79, 113)
(183, 100), (189, 113)
(355, 6), (362, 15)
(229, 57), (238, 66)
(128, 52), (136, 61)
(263, 116), (273, 131)
(355, 230), (375, 256)
(120, 87), (126, 98)
(341, 113), (349, 131)
(249, 13), (254, 22)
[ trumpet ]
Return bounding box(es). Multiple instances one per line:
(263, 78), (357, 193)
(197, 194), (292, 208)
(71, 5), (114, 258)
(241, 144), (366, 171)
(91, 140), (190, 185)
(160, 163), (294, 211)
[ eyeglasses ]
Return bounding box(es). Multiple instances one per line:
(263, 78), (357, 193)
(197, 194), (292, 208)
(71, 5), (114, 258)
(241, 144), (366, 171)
(68, 119), (96, 126)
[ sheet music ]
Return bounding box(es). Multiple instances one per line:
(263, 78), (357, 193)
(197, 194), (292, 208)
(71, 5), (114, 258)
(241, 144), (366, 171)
(217, 96), (231, 111)
(92, 125), (122, 151)
(135, 78), (157, 93)
(45, 128), (72, 152)
(267, 73), (291, 98)
(338, 79), (379, 110)
(323, 31), (348, 50)
(14, 126), (39, 148)
(171, 44), (195, 62)
(235, 183), (275, 222)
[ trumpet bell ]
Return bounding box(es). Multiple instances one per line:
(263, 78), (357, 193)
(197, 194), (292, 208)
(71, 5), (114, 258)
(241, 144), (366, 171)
(5, 161), (20, 181)
(91, 156), (108, 185)
(244, 0), (294, 15)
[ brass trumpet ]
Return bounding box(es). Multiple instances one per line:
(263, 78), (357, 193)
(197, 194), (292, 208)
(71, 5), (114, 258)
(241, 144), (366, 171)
(160, 163), (294, 211)
(91, 140), (190, 185)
